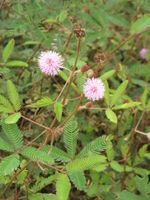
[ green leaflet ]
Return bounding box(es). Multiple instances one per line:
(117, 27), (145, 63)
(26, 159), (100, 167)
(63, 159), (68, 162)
(31, 175), (57, 193)
(141, 88), (148, 107)
(1, 122), (23, 150)
(76, 72), (86, 92)
(56, 173), (71, 200)
(112, 102), (141, 110)
(63, 117), (78, 158)
(21, 146), (54, 165)
(69, 171), (86, 190)
(0, 137), (14, 152)
(105, 109), (117, 124)
(2, 39), (15, 62)
(29, 193), (57, 200)
(58, 10), (68, 23)
(110, 160), (132, 172)
(0, 154), (20, 176)
(6, 60), (28, 67)
(117, 190), (141, 200)
(104, 80), (110, 106)
(54, 102), (63, 122)
(130, 15), (150, 35)
(43, 145), (71, 162)
(30, 96), (53, 108)
(66, 155), (106, 172)
(5, 112), (21, 124)
(100, 70), (116, 81)
(7, 80), (21, 111)
(0, 95), (14, 113)
(111, 80), (128, 106)
(77, 135), (109, 158)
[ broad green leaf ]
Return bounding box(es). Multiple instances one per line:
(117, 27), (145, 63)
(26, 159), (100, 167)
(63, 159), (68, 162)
(6, 60), (28, 67)
(105, 109), (117, 124)
(7, 80), (21, 111)
(104, 80), (110, 106)
(5, 112), (21, 124)
(56, 173), (71, 200)
(100, 70), (116, 81)
(111, 80), (128, 106)
(130, 15), (150, 34)
(30, 97), (53, 108)
(54, 102), (63, 122)
(0, 95), (14, 113)
(113, 102), (141, 110)
(0, 154), (20, 176)
(3, 39), (15, 62)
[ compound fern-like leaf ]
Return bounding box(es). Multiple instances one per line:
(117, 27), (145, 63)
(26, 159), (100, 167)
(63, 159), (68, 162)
(21, 146), (54, 165)
(1, 122), (23, 150)
(66, 155), (106, 172)
(0, 95), (14, 113)
(77, 135), (109, 158)
(63, 117), (78, 158)
(43, 145), (70, 162)
(69, 171), (86, 190)
(0, 137), (14, 152)
(7, 80), (21, 111)
(56, 173), (71, 200)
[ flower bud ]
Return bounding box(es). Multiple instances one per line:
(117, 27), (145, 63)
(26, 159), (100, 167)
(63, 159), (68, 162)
(85, 102), (92, 108)
(74, 23), (85, 38)
(81, 64), (88, 73)
(43, 168), (48, 175)
(124, 99), (130, 103)
(87, 69), (94, 78)
(94, 53), (105, 63)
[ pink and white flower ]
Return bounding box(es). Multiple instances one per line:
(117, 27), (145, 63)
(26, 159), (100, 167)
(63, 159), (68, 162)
(38, 51), (63, 76)
(83, 78), (105, 101)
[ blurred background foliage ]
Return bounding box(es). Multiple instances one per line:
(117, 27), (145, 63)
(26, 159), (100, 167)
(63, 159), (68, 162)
(0, 0), (150, 199)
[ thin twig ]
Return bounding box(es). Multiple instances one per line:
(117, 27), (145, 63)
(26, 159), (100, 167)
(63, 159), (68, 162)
(55, 73), (71, 103)
(58, 94), (84, 129)
(62, 38), (81, 104)
(21, 115), (50, 131)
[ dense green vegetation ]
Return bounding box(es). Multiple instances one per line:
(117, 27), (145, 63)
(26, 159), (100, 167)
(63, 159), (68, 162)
(0, 0), (150, 199)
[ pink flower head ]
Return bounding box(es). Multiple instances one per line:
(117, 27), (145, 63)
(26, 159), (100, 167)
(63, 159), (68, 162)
(38, 51), (63, 76)
(83, 78), (105, 101)
(139, 48), (148, 59)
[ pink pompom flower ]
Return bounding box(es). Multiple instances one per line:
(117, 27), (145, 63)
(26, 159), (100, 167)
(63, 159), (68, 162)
(83, 78), (105, 101)
(139, 48), (148, 59)
(38, 51), (63, 76)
